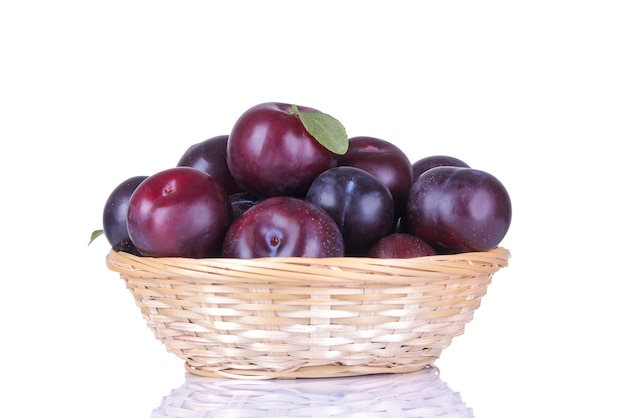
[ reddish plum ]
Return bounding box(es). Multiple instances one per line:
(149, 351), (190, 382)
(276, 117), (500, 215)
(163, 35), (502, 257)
(222, 196), (344, 258)
(368, 233), (437, 258)
(226, 102), (337, 199)
(127, 167), (232, 258)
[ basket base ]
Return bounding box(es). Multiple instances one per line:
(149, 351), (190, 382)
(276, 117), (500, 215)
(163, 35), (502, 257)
(184, 358), (437, 380)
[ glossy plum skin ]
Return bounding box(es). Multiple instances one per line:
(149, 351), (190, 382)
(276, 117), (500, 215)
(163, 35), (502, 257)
(102, 175), (148, 255)
(177, 134), (242, 195)
(127, 167), (232, 258)
(368, 233), (437, 258)
(226, 102), (337, 199)
(222, 196), (344, 258)
(406, 166), (512, 252)
(306, 166), (394, 255)
(337, 136), (413, 218)
(412, 155), (470, 180)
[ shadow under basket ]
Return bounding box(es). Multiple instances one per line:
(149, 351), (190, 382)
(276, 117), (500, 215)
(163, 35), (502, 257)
(106, 247), (510, 380)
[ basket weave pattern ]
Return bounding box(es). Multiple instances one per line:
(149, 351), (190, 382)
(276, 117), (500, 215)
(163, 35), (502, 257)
(106, 247), (509, 379)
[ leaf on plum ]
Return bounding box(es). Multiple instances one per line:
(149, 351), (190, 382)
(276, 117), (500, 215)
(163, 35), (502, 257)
(290, 105), (348, 155)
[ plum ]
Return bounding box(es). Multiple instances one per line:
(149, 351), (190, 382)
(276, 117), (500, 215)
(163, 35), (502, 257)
(337, 136), (413, 218)
(226, 102), (338, 199)
(229, 192), (259, 220)
(412, 155), (470, 180)
(102, 175), (148, 255)
(177, 134), (242, 195)
(222, 196), (345, 258)
(306, 166), (394, 255)
(368, 233), (437, 258)
(127, 167), (232, 258)
(406, 166), (512, 252)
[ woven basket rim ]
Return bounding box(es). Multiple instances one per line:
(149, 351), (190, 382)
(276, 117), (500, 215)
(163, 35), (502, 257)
(108, 246), (510, 265)
(106, 246), (510, 285)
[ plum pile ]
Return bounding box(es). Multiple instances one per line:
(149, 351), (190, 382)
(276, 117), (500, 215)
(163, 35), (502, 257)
(96, 101), (512, 259)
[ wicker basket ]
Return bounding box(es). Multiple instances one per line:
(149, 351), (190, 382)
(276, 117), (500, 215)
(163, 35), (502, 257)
(106, 247), (509, 379)
(152, 365), (473, 417)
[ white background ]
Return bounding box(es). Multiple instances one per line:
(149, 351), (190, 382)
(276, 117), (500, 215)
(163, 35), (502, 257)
(1, 1), (625, 416)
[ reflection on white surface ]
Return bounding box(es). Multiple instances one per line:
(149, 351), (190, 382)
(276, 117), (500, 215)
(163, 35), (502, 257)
(152, 366), (472, 417)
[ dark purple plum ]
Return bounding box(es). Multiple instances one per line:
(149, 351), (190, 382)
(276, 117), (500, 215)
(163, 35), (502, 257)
(412, 155), (470, 180)
(102, 175), (148, 255)
(406, 166), (512, 252)
(306, 166), (394, 255)
(177, 134), (242, 195)
(229, 192), (259, 220)
(222, 196), (344, 258)
(337, 136), (413, 218)
(127, 167), (233, 258)
(226, 102), (338, 199)
(368, 233), (437, 258)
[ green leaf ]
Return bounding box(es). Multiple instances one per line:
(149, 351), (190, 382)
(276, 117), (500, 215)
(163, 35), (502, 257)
(89, 229), (104, 246)
(290, 105), (348, 155)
